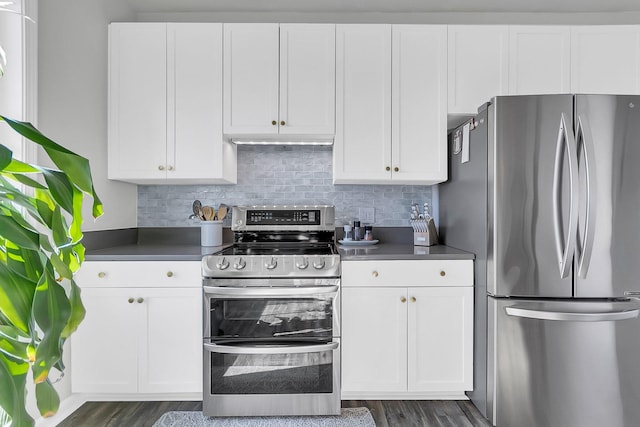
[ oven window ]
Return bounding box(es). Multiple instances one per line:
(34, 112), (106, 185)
(209, 344), (334, 395)
(209, 297), (333, 339)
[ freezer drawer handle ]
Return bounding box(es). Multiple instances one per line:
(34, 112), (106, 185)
(505, 306), (639, 322)
(203, 341), (339, 355)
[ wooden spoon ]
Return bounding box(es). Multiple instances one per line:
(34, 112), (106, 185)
(216, 205), (228, 221)
(202, 206), (215, 221)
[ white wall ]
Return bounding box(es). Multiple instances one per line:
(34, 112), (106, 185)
(38, 0), (137, 231)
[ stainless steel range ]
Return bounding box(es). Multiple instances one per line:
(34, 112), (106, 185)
(201, 205), (341, 417)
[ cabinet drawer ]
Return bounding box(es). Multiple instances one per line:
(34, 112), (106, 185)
(342, 260), (473, 287)
(75, 261), (201, 288)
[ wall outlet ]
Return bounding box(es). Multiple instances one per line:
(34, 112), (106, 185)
(359, 207), (375, 224)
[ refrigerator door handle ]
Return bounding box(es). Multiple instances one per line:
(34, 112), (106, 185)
(576, 115), (597, 278)
(552, 113), (579, 279)
(506, 306), (640, 322)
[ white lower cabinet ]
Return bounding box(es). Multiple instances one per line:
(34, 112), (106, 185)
(341, 260), (473, 398)
(71, 262), (202, 395)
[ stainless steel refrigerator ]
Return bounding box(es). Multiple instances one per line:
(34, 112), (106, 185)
(440, 94), (640, 427)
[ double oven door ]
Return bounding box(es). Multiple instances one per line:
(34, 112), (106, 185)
(202, 278), (341, 417)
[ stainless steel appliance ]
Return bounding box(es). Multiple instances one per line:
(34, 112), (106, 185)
(440, 95), (640, 427)
(201, 205), (341, 417)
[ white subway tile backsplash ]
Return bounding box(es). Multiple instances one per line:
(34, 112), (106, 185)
(138, 145), (432, 227)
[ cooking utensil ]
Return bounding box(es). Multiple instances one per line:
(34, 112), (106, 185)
(202, 206), (215, 221)
(193, 200), (204, 220)
(216, 204), (228, 221)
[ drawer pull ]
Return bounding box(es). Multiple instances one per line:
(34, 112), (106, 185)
(167, 271), (174, 278)
(410, 297), (416, 303)
(372, 271), (379, 278)
(440, 270), (446, 277)
(128, 298), (134, 304)
(98, 272), (106, 278)
(137, 297), (144, 304)
(401, 297), (407, 303)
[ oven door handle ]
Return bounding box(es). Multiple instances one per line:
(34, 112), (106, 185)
(203, 341), (339, 355)
(203, 285), (339, 298)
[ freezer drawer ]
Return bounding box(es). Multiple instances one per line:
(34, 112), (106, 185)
(489, 297), (640, 427)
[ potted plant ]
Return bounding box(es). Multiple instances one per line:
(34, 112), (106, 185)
(0, 3), (103, 425)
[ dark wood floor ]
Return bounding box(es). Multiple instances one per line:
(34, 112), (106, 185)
(57, 400), (493, 426)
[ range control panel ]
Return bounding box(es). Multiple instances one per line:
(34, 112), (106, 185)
(247, 209), (320, 225)
(232, 205), (335, 232)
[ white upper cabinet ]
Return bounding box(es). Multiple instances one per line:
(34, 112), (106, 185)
(570, 26), (640, 94)
(109, 23), (167, 182)
(223, 23), (335, 136)
(334, 24), (392, 183)
(279, 24), (336, 135)
(448, 26), (509, 115)
(108, 23), (236, 184)
(334, 24), (447, 185)
(508, 26), (571, 95)
(223, 24), (280, 135)
(392, 25), (447, 184)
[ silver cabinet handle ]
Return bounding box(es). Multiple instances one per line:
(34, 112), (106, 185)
(204, 341), (338, 355)
(203, 285), (338, 299)
(552, 112), (579, 279)
(575, 114), (597, 279)
(506, 306), (639, 322)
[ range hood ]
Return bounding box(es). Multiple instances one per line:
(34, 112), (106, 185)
(230, 136), (334, 146)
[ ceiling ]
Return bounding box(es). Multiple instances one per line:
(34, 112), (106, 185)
(127, 0), (640, 14)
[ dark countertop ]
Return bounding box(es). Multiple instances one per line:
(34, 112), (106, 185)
(337, 243), (474, 260)
(83, 227), (233, 262)
(83, 227), (474, 262)
(85, 243), (231, 261)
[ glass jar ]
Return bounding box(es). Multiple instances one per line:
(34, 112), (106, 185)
(343, 225), (353, 241)
(364, 225), (374, 241)
(353, 221), (361, 241)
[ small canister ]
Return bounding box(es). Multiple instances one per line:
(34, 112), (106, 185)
(364, 225), (374, 241)
(353, 221), (361, 241)
(343, 225), (353, 241)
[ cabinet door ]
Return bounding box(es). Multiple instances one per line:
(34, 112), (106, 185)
(71, 288), (139, 393)
(392, 25), (447, 185)
(334, 25), (392, 184)
(108, 23), (167, 181)
(571, 26), (640, 94)
(509, 26), (571, 95)
(448, 26), (509, 115)
(408, 287), (473, 392)
(341, 287), (407, 393)
(223, 24), (279, 134)
(139, 288), (202, 393)
(279, 24), (335, 135)
(168, 23), (236, 184)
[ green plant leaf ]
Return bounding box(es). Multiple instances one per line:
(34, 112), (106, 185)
(1, 172), (46, 190)
(0, 352), (33, 427)
(2, 158), (39, 173)
(41, 170), (73, 216)
(61, 280), (85, 339)
(0, 144), (11, 170)
(0, 263), (36, 333)
(0, 215), (39, 250)
(0, 116), (103, 219)
(32, 266), (70, 383)
(35, 380), (60, 418)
